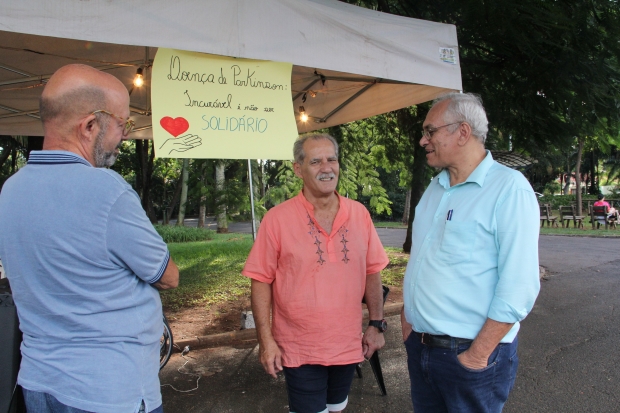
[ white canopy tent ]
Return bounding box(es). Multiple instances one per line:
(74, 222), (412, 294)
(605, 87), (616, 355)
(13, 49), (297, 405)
(0, 0), (462, 138)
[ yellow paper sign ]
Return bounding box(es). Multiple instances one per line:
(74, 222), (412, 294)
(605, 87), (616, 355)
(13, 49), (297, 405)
(151, 49), (298, 159)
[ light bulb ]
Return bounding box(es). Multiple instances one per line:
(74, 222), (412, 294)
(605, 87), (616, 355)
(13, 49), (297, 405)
(299, 106), (308, 123)
(133, 67), (144, 87)
(134, 75), (143, 87)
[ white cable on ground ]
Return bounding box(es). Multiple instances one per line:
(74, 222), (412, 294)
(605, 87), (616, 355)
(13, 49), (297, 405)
(160, 346), (202, 393)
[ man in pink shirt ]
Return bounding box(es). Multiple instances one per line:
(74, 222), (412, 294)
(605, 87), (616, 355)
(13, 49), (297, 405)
(242, 133), (389, 413)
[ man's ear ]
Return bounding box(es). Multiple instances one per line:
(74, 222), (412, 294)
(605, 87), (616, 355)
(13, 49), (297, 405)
(456, 122), (474, 146)
(293, 161), (303, 179)
(78, 114), (98, 142)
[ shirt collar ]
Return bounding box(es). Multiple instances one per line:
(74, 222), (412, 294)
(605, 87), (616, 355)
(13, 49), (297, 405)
(438, 150), (494, 189)
(27, 150), (92, 167)
(296, 190), (349, 233)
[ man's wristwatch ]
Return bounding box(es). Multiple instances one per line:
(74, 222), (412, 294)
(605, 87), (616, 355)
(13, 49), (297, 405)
(368, 319), (388, 333)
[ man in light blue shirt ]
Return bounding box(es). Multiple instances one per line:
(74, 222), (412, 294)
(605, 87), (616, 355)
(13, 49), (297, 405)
(0, 64), (179, 413)
(401, 93), (540, 413)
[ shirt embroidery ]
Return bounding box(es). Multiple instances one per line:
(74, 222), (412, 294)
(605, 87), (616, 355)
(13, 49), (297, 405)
(306, 213), (325, 265)
(338, 226), (350, 264)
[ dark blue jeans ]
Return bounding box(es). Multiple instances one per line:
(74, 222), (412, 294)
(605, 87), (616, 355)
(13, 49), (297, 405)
(404, 332), (519, 413)
(23, 389), (164, 413)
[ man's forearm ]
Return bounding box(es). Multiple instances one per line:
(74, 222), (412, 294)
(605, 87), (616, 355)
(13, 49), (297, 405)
(362, 272), (385, 358)
(401, 305), (412, 341)
(459, 318), (514, 369)
(250, 279), (283, 378)
(250, 279), (274, 342)
(153, 258), (179, 290)
(364, 272), (384, 320)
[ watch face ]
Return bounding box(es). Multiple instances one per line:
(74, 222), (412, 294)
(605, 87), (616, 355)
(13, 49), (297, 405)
(370, 319), (387, 332)
(379, 320), (388, 332)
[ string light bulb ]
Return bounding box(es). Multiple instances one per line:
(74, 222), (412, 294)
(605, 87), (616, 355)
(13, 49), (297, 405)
(133, 67), (144, 87)
(299, 106), (308, 122)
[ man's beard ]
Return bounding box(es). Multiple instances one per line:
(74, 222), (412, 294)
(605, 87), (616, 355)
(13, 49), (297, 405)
(93, 122), (121, 168)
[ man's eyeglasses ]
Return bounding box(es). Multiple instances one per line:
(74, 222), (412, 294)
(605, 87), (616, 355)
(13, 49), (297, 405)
(422, 122), (462, 140)
(91, 110), (135, 137)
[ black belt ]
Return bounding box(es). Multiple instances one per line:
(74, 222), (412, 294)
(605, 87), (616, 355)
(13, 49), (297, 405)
(413, 331), (473, 349)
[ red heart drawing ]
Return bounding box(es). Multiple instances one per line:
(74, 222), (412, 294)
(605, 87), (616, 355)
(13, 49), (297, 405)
(160, 117), (189, 137)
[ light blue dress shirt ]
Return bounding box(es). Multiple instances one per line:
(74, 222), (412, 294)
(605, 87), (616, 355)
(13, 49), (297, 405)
(403, 151), (540, 342)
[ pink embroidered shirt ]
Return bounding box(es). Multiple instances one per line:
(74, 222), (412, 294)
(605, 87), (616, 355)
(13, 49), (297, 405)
(242, 191), (389, 367)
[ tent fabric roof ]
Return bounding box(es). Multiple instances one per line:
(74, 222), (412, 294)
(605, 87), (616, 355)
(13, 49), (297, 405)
(490, 151), (537, 170)
(0, 0), (462, 138)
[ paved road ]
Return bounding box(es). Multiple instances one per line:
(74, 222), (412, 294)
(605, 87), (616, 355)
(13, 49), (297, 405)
(160, 234), (620, 412)
(170, 218), (407, 248)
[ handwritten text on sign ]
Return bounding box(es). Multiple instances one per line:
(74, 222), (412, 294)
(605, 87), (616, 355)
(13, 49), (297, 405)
(152, 49), (298, 159)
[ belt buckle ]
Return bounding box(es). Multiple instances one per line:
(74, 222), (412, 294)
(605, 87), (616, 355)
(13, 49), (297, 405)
(420, 333), (431, 345)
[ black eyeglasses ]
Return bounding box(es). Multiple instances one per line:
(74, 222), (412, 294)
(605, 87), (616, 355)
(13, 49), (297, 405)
(422, 122), (462, 140)
(91, 110), (135, 137)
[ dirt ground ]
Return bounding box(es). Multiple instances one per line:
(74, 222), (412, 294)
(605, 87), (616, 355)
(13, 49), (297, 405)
(165, 286), (403, 341)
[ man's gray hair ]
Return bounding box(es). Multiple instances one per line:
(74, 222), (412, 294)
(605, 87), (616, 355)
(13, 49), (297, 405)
(293, 133), (339, 164)
(433, 92), (489, 144)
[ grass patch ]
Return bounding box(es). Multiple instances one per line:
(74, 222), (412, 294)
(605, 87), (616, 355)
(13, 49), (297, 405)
(540, 226), (620, 237)
(374, 221), (407, 229)
(161, 236), (410, 311)
(381, 247), (409, 287)
(155, 225), (215, 243)
(161, 233), (253, 310)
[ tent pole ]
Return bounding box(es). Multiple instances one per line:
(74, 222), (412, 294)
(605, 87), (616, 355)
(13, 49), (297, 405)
(247, 159), (257, 241)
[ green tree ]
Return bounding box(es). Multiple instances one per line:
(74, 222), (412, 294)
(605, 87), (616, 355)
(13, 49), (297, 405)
(346, 0), (620, 248)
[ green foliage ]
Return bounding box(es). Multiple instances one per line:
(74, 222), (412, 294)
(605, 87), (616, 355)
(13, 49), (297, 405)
(154, 225), (215, 243)
(160, 234), (254, 310)
(538, 194), (598, 211)
(348, 0), (620, 191)
(543, 181), (561, 196)
(262, 160), (303, 206)
(381, 247), (409, 287)
(0, 136), (27, 189)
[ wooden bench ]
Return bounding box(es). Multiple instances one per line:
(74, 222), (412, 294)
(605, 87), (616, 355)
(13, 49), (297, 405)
(590, 205), (617, 230)
(559, 205), (584, 229)
(539, 204), (558, 228)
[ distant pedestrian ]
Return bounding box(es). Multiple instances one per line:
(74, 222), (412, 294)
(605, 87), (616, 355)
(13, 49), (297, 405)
(401, 93), (540, 413)
(242, 133), (389, 413)
(0, 64), (179, 413)
(594, 193), (618, 221)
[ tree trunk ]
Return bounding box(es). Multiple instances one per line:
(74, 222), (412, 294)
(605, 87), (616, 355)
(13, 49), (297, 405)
(135, 139), (157, 223)
(260, 160), (266, 198)
(165, 178), (183, 225)
(249, 160), (261, 233)
(403, 142), (428, 253)
(11, 148), (17, 173)
(564, 156), (571, 195)
(177, 158), (189, 226)
(590, 150), (597, 194)
(402, 189), (411, 225)
(197, 163), (208, 228)
(575, 138), (584, 216)
(145, 140), (157, 222)
(216, 161), (228, 233)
